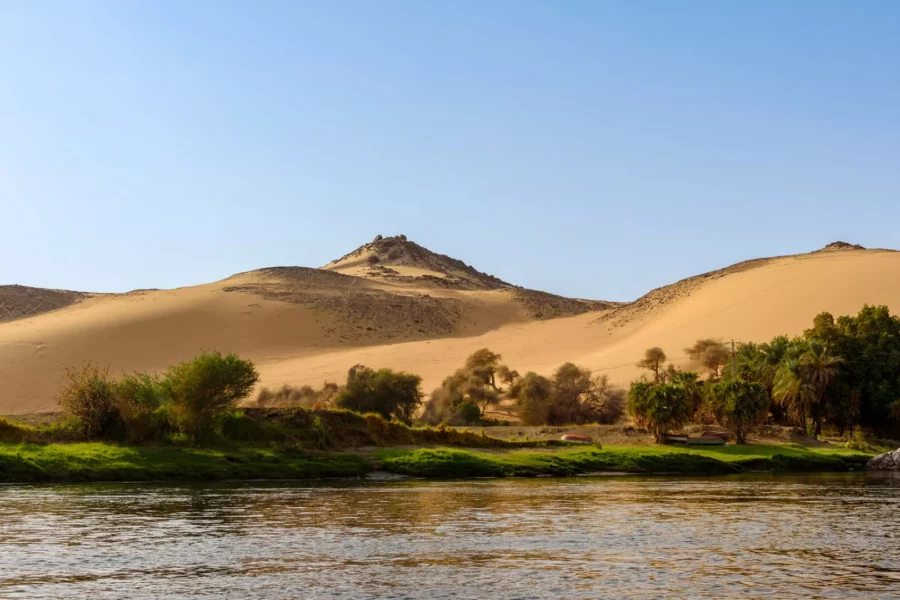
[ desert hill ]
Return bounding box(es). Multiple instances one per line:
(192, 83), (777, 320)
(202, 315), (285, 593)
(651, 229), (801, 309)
(0, 236), (612, 413)
(1, 239), (898, 414)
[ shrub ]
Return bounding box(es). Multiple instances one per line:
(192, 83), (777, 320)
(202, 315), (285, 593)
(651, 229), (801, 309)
(455, 401), (482, 424)
(627, 382), (692, 442)
(335, 365), (422, 424)
(115, 372), (166, 443)
(163, 351), (259, 442)
(510, 372), (554, 425)
(708, 380), (769, 443)
(255, 382), (339, 409)
(56, 362), (120, 438)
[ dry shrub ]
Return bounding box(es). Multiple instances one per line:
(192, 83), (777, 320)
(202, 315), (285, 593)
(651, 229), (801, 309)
(255, 382), (339, 409)
(56, 362), (119, 438)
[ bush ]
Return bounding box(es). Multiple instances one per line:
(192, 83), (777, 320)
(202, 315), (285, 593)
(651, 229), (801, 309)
(163, 351), (259, 442)
(627, 382), (692, 442)
(56, 363), (120, 438)
(115, 372), (166, 443)
(708, 380), (769, 443)
(455, 401), (482, 424)
(335, 365), (422, 424)
(510, 372), (554, 425)
(255, 382), (339, 409)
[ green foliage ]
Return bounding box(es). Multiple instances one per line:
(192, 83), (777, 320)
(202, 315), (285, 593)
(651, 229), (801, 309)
(708, 380), (769, 443)
(335, 365), (422, 423)
(163, 351), (259, 442)
(510, 365), (626, 426)
(421, 348), (510, 424)
(56, 362), (121, 438)
(455, 402), (482, 424)
(627, 382), (692, 442)
(115, 372), (167, 443)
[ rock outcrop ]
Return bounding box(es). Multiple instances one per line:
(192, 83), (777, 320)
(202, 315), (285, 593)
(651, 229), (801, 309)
(866, 448), (900, 471)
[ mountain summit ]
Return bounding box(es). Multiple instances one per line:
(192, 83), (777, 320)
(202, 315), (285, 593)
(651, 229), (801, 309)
(322, 234), (510, 290)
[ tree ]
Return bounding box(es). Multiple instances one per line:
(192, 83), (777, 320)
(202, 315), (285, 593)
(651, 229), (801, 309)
(509, 372), (554, 425)
(164, 351), (259, 442)
(636, 347), (667, 382)
(465, 348), (503, 391)
(627, 382), (692, 443)
(773, 356), (815, 433)
(335, 365), (423, 424)
(426, 349), (510, 419)
(671, 370), (703, 415)
(497, 365), (519, 387)
(709, 380), (769, 443)
(684, 339), (730, 379)
(801, 339), (842, 438)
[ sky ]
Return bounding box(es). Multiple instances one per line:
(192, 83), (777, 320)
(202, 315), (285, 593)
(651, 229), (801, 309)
(1, 1), (898, 302)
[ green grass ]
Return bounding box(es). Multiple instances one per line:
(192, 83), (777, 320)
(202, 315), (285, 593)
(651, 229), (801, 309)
(0, 442), (373, 483)
(0, 440), (874, 483)
(376, 444), (873, 478)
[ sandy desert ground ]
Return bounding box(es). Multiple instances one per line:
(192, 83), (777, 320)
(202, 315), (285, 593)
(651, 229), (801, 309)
(1, 237), (898, 414)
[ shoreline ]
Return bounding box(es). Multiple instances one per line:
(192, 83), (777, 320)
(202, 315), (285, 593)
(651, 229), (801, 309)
(0, 442), (873, 485)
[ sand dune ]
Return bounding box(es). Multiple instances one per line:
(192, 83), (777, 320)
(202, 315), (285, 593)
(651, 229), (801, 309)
(1, 238), (898, 414)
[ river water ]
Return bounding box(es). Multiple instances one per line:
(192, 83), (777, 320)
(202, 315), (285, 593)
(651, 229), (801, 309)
(1, 474), (898, 599)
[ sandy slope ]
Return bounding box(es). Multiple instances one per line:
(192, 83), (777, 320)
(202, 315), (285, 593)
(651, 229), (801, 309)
(2, 245), (899, 414)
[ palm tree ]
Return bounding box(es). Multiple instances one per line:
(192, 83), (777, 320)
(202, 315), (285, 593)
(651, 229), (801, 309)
(773, 356), (816, 433)
(802, 339), (843, 438)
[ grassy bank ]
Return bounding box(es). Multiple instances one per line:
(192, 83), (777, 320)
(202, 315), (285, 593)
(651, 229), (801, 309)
(376, 444), (873, 478)
(0, 441), (873, 483)
(0, 443), (372, 483)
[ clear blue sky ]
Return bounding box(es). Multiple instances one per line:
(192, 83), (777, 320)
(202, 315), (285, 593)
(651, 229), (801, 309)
(2, 1), (898, 301)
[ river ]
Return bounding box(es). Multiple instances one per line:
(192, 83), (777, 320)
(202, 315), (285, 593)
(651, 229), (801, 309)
(1, 474), (898, 599)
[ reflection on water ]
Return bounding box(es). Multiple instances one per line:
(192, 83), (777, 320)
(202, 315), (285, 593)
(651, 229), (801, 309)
(1, 474), (898, 599)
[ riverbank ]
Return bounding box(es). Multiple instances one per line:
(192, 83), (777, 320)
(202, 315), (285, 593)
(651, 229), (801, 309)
(0, 441), (872, 483)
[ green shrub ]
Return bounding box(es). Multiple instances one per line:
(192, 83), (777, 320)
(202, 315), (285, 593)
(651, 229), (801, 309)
(708, 380), (769, 444)
(335, 365), (422, 423)
(162, 351), (259, 442)
(115, 372), (166, 443)
(56, 363), (120, 438)
(627, 382), (692, 442)
(455, 402), (482, 424)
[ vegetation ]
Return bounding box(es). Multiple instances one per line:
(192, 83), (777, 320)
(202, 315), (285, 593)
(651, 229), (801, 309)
(636, 347), (667, 382)
(630, 304), (900, 442)
(509, 363), (625, 426)
(376, 444), (870, 478)
(163, 351), (259, 442)
(335, 365), (422, 424)
(706, 380), (769, 443)
(255, 382), (339, 409)
(684, 339), (730, 379)
(56, 363), (120, 438)
(627, 382), (692, 442)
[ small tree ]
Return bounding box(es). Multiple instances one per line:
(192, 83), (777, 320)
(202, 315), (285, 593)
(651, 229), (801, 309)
(163, 351), (259, 442)
(627, 382), (692, 442)
(636, 347), (667, 382)
(709, 380), (769, 443)
(335, 365), (423, 423)
(684, 339), (730, 379)
(509, 372), (554, 425)
(56, 362), (119, 438)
